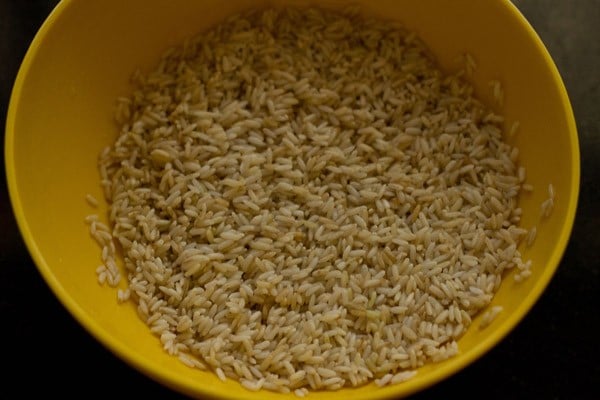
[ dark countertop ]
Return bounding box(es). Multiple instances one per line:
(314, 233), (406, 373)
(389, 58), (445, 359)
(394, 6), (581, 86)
(1, 1), (598, 398)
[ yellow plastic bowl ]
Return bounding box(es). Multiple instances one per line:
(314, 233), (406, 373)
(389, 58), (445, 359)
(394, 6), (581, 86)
(6, 0), (579, 398)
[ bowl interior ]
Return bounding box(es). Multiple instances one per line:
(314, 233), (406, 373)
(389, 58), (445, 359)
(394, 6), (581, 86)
(6, 0), (578, 398)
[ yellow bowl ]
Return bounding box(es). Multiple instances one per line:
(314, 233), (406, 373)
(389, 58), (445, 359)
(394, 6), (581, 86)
(6, 0), (579, 398)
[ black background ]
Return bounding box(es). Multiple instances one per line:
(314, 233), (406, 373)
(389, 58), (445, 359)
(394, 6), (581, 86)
(1, 1), (598, 398)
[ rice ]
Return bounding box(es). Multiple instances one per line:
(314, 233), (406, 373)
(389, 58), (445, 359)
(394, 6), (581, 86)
(375, 373), (394, 387)
(514, 268), (533, 282)
(489, 80), (504, 106)
(508, 120), (520, 138)
(522, 183), (534, 192)
(541, 198), (554, 218)
(90, 7), (531, 393)
(540, 183), (555, 218)
(85, 193), (99, 208)
(459, 53), (477, 77)
(479, 306), (503, 329)
(216, 367), (227, 382)
(391, 370), (417, 384)
(117, 288), (130, 303)
(526, 226), (537, 247)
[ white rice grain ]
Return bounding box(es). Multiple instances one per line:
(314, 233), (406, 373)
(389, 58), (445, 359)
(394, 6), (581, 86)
(479, 306), (504, 329)
(391, 370), (417, 384)
(526, 226), (537, 247)
(548, 183), (555, 200)
(489, 80), (504, 106)
(117, 288), (130, 303)
(85, 194), (99, 208)
(509, 121), (520, 138)
(541, 198), (554, 218)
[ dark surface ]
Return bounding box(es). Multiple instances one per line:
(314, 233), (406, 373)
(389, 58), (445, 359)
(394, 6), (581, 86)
(1, 1), (598, 398)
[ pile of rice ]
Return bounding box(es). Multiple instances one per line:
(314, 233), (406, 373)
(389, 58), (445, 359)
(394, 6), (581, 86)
(92, 8), (530, 393)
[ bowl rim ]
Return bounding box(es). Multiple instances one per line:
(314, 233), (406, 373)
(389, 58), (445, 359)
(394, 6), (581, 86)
(5, 0), (580, 398)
